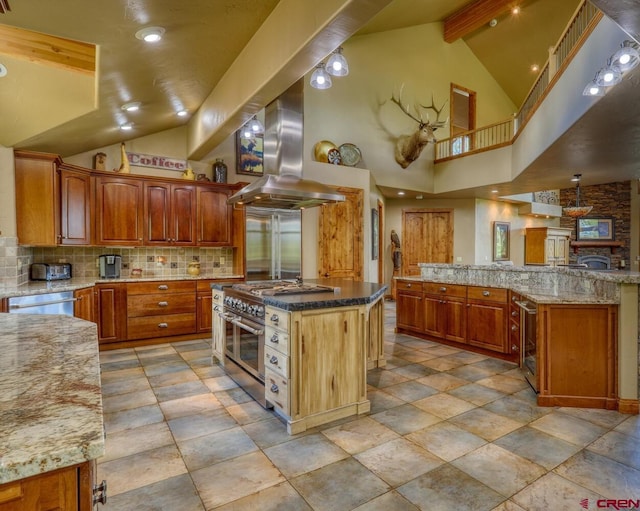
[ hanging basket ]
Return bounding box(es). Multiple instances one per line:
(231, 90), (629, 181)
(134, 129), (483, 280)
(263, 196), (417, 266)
(562, 205), (593, 218)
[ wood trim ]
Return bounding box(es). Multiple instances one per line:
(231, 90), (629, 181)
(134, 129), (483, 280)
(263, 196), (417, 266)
(618, 399), (640, 415)
(0, 24), (96, 74)
(444, 0), (514, 43)
(98, 332), (208, 351)
(449, 83), (477, 138)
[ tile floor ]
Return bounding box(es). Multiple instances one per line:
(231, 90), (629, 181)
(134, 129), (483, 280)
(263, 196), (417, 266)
(97, 302), (640, 510)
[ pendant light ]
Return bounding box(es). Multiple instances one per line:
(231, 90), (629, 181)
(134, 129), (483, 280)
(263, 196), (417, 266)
(612, 40), (640, 72)
(310, 63), (332, 89)
(595, 60), (622, 87)
(326, 47), (349, 77)
(562, 174), (593, 218)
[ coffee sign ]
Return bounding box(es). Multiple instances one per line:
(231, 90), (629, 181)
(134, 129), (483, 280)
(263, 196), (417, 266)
(127, 152), (187, 172)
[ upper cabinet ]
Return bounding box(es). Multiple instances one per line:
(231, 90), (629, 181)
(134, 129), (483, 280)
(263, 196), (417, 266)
(14, 150), (243, 248)
(525, 227), (572, 266)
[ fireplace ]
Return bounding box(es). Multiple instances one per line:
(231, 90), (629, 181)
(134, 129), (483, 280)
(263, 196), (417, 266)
(577, 255), (611, 269)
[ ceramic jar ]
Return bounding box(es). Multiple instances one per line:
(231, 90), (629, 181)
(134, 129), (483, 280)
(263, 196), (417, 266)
(213, 158), (227, 183)
(187, 261), (201, 276)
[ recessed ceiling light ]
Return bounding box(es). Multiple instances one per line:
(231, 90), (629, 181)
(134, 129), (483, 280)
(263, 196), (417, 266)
(491, 189), (499, 193)
(135, 26), (165, 43)
(398, 191), (405, 196)
(177, 109), (188, 117)
(121, 102), (141, 112)
(120, 122), (134, 131)
(512, 6), (520, 15)
(0, 63), (7, 78)
(531, 64), (539, 72)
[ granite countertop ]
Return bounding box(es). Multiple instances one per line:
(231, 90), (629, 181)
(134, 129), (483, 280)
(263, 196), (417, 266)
(0, 315), (104, 484)
(0, 274), (245, 299)
(261, 279), (387, 311)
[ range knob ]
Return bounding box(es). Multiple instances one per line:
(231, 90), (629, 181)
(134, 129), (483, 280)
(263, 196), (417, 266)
(239, 302), (248, 312)
(256, 306), (265, 318)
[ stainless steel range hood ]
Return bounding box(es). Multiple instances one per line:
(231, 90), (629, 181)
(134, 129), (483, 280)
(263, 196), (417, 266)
(228, 80), (345, 209)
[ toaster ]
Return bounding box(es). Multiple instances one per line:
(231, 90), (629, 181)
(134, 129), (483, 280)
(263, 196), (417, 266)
(30, 263), (72, 281)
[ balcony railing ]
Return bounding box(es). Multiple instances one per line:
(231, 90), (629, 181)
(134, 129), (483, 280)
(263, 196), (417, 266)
(435, 0), (602, 163)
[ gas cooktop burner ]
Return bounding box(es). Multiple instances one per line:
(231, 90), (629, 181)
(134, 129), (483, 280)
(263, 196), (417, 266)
(232, 280), (337, 296)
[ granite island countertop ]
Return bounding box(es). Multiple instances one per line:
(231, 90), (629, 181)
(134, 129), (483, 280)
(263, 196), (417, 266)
(260, 279), (387, 311)
(0, 314), (104, 484)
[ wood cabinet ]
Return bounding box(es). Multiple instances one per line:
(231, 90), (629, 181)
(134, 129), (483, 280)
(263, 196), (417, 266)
(509, 291), (522, 357)
(96, 283), (128, 344)
(197, 187), (232, 246)
(537, 303), (618, 409)
(0, 461), (97, 511)
(95, 175), (144, 246)
(396, 280), (423, 333)
(73, 286), (95, 323)
(466, 286), (508, 353)
(423, 282), (466, 343)
(126, 281), (196, 340)
(265, 304), (369, 434)
(14, 151), (92, 246)
(144, 181), (196, 246)
(525, 227), (572, 266)
(196, 280), (213, 334)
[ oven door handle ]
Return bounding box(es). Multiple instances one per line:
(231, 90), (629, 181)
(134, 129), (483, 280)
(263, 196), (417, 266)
(514, 300), (537, 314)
(231, 318), (264, 336)
(219, 312), (238, 322)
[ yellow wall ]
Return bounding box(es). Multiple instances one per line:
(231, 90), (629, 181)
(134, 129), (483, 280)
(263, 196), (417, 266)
(0, 146), (16, 238)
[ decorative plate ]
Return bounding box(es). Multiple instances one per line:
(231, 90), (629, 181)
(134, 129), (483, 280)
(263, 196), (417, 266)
(339, 143), (362, 166)
(313, 140), (338, 163)
(327, 148), (342, 165)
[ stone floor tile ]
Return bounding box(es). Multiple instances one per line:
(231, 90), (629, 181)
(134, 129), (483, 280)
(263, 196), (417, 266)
(483, 395), (552, 423)
(416, 372), (468, 391)
(587, 429), (640, 471)
(191, 451), (285, 509)
(290, 458), (389, 511)
(355, 437), (443, 487)
(178, 426), (258, 471)
(214, 387), (255, 407)
(370, 403), (442, 435)
(135, 346), (176, 358)
(367, 369), (411, 388)
(406, 422), (486, 462)
(452, 443), (546, 497)
(382, 380), (439, 402)
(446, 364), (498, 382)
(100, 375), (152, 397)
(393, 351), (440, 363)
(99, 366), (146, 384)
(511, 472), (605, 511)
(152, 380), (210, 403)
(263, 433), (349, 478)
(213, 481), (312, 511)
(242, 417), (311, 449)
(614, 414), (640, 439)
(421, 356), (466, 372)
(102, 388), (157, 413)
(366, 389), (406, 414)
(103, 404), (165, 434)
(392, 363), (440, 380)
(148, 368), (200, 388)
(99, 473), (204, 511)
(99, 358), (141, 372)
(193, 364), (226, 379)
(202, 374), (241, 392)
(490, 501), (527, 511)
(168, 408), (237, 442)
(322, 416), (399, 454)
(423, 346), (462, 357)
(99, 349), (138, 363)
(476, 374), (529, 394)
(471, 358), (518, 374)
(557, 406), (628, 429)
(173, 340), (210, 352)
(412, 393), (477, 419)
(352, 490), (420, 510)
(448, 408), (523, 442)
(397, 464), (505, 511)
(101, 421), (174, 463)
(97, 444), (188, 497)
(159, 392), (223, 420)
(494, 426), (581, 470)
(225, 399), (277, 425)
(448, 383), (506, 406)
(529, 411), (608, 446)
(142, 360), (192, 377)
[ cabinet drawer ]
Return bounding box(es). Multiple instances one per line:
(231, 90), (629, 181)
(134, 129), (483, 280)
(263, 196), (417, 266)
(127, 280), (196, 295)
(423, 282), (466, 298)
(264, 345), (289, 378)
(467, 286), (507, 303)
(265, 369), (289, 414)
(396, 280), (422, 292)
(128, 293), (195, 317)
(265, 306), (290, 333)
(127, 313), (196, 339)
(265, 325), (289, 355)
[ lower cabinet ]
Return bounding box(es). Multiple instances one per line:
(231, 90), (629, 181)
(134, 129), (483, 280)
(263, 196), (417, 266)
(0, 461), (100, 511)
(466, 286), (508, 353)
(265, 305), (369, 434)
(196, 280), (213, 334)
(96, 283), (128, 344)
(74, 286), (95, 322)
(396, 280), (423, 333)
(423, 283), (466, 343)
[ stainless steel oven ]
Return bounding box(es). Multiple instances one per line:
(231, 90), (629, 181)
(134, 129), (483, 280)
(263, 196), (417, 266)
(221, 289), (267, 406)
(516, 299), (538, 392)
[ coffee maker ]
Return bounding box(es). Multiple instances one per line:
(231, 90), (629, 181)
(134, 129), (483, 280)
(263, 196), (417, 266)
(99, 254), (122, 278)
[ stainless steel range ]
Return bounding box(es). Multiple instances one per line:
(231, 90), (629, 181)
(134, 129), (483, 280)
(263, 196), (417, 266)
(220, 280), (335, 406)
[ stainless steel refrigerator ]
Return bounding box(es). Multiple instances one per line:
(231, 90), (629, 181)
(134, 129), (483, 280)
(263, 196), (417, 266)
(245, 206), (301, 281)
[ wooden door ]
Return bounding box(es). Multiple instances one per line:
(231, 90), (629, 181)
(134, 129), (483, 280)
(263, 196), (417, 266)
(197, 187), (232, 246)
(60, 169), (91, 245)
(95, 176), (144, 246)
(318, 187), (363, 280)
(402, 209), (453, 276)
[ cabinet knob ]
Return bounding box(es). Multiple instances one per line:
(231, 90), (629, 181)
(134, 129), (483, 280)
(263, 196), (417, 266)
(511, 310), (518, 317)
(158, 322), (168, 328)
(270, 314), (279, 324)
(407, 283), (412, 288)
(158, 285), (169, 290)
(214, 294), (220, 300)
(93, 480), (108, 505)
(213, 305), (220, 312)
(511, 324), (518, 331)
(158, 301), (169, 307)
(270, 383), (279, 393)
(324, 272), (330, 277)
(271, 333), (279, 343)
(511, 344), (519, 352)
(269, 355), (278, 365)
(483, 290), (490, 297)
(439, 287), (446, 292)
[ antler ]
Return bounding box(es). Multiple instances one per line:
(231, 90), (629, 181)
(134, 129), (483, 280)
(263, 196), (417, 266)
(390, 84), (425, 127)
(420, 93), (449, 127)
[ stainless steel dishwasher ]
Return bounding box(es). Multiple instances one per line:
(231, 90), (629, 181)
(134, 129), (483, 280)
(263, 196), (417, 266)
(8, 291), (75, 316)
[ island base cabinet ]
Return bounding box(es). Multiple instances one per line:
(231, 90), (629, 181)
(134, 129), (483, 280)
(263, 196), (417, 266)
(537, 304), (618, 409)
(0, 461), (97, 511)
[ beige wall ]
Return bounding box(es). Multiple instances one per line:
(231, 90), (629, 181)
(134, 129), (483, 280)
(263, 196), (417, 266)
(0, 146), (16, 238)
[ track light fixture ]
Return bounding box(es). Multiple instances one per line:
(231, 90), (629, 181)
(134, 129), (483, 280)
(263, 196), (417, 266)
(612, 40), (640, 72)
(310, 47), (350, 89)
(241, 116), (264, 138)
(583, 40), (638, 96)
(310, 63), (332, 90)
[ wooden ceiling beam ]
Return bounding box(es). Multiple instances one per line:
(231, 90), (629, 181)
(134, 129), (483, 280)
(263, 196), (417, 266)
(0, 24), (95, 74)
(444, 0), (516, 43)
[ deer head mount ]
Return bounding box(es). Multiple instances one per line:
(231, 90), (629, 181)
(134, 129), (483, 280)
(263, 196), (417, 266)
(388, 85), (448, 169)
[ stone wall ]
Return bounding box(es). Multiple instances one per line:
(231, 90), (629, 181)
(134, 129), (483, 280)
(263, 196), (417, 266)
(559, 181), (631, 268)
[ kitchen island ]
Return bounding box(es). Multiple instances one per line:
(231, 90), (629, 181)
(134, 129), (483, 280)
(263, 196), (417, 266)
(396, 264), (639, 414)
(215, 279), (387, 434)
(0, 314), (105, 508)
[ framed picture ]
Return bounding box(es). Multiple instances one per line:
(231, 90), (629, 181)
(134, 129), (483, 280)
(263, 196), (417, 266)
(236, 131), (264, 176)
(371, 209), (379, 260)
(493, 221), (510, 261)
(576, 217), (615, 241)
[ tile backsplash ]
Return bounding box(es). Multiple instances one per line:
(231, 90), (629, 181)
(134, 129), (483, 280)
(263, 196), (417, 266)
(0, 237), (236, 287)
